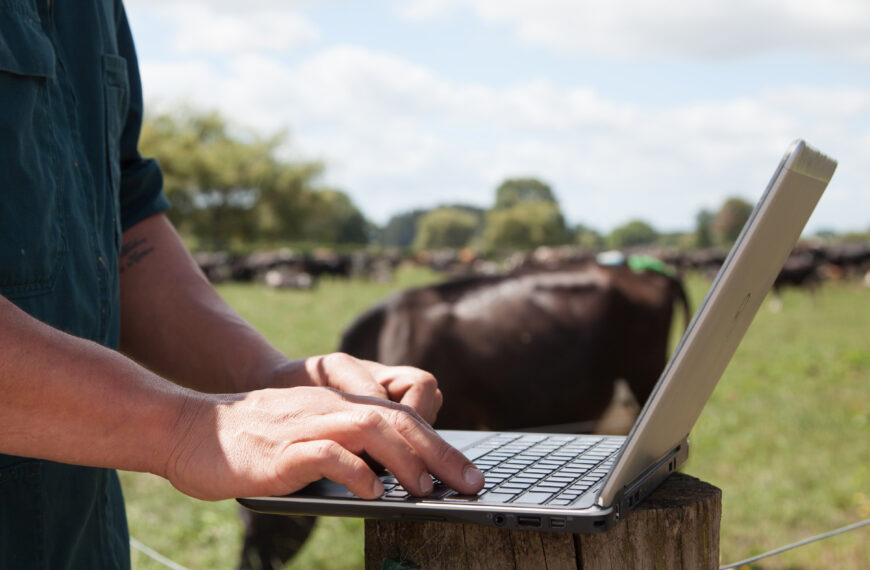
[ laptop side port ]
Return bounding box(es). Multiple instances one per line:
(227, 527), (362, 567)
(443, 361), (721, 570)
(550, 518), (566, 529)
(517, 516), (542, 528)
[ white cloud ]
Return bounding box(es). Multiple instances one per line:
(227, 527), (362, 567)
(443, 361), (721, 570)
(127, 1), (320, 54)
(139, 42), (869, 232)
(126, 0), (869, 232)
(130, 0), (870, 62)
(140, 61), (222, 105)
(399, 0), (870, 61)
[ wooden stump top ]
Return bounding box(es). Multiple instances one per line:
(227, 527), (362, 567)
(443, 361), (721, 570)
(364, 472), (721, 570)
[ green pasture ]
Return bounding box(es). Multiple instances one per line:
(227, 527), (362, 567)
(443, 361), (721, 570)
(121, 267), (869, 569)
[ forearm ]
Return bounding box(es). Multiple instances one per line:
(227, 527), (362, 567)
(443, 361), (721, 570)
(0, 229), (478, 502)
(0, 294), (483, 502)
(117, 215), (444, 421)
(119, 214), (292, 393)
(0, 295), (194, 475)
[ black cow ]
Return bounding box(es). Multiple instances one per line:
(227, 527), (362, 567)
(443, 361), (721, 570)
(340, 262), (690, 431)
(773, 250), (824, 293)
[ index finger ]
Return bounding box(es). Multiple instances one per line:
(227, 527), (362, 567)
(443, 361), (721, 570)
(385, 408), (484, 496)
(363, 362), (442, 424)
(305, 353), (389, 401)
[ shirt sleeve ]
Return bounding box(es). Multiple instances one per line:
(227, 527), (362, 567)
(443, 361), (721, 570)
(114, 2), (170, 232)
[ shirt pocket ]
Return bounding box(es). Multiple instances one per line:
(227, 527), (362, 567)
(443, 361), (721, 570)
(102, 53), (128, 249)
(0, 7), (67, 299)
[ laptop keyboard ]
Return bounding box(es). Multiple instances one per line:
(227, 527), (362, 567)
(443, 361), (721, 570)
(379, 433), (624, 507)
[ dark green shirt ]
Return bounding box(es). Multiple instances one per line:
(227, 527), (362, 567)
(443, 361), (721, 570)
(0, 0), (169, 567)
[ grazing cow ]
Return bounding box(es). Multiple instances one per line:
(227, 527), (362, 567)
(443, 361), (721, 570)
(339, 262), (691, 431)
(822, 242), (870, 279)
(684, 248), (728, 278)
(773, 250), (824, 293)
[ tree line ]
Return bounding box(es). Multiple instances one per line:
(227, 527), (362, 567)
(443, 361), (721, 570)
(381, 181), (757, 252)
(141, 107), (863, 253)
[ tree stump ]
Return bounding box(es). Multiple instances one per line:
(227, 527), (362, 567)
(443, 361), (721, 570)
(364, 472), (721, 569)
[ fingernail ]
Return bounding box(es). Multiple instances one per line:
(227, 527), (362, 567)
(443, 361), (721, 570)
(372, 479), (385, 498)
(419, 473), (434, 495)
(463, 465), (484, 487)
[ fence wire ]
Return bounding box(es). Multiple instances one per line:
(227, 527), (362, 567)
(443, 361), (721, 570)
(719, 518), (870, 569)
(129, 536), (190, 570)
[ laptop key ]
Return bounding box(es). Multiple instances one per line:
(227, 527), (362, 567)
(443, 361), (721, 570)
(487, 487), (518, 495)
(545, 475), (575, 483)
(513, 475), (539, 482)
(476, 493), (516, 504)
(499, 483), (531, 491)
(513, 491), (554, 505)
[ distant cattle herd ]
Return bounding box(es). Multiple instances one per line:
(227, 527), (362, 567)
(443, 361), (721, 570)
(197, 241), (870, 294)
(193, 248), (401, 288)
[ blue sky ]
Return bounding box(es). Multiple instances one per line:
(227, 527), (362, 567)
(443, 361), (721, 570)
(124, 0), (870, 234)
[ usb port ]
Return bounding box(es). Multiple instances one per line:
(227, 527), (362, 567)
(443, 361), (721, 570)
(517, 516), (541, 527)
(550, 518), (566, 529)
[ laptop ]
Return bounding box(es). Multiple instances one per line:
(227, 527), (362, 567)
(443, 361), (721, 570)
(238, 140), (837, 533)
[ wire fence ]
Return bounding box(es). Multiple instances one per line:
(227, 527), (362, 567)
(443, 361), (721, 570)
(129, 537), (190, 570)
(719, 518), (870, 570)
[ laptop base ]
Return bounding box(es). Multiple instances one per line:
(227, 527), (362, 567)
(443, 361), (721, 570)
(237, 430), (688, 534)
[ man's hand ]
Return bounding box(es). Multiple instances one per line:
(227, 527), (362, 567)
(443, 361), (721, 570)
(115, 215), (471, 500)
(276, 353), (443, 425)
(164, 386), (484, 502)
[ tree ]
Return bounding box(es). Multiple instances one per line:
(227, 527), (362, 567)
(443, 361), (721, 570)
(694, 209), (714, 248)
(482, 177), (571, 250)
(412, 207), (480, 250)
(482, 202), (572, 251)
(140, 110), (273, 248)
(379, 209), (428, 248)
(494, 177), (558, 210)
(301, 189), (369, 245)
(256, 160), (327, 243)
(574, 224), (604, 249)
(713, 197), (753, 246)
(607, 220), (658, 249)
(139, 107), (366, 249)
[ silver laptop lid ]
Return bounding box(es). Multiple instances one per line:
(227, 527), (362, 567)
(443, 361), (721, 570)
(598, 140), (837, 507)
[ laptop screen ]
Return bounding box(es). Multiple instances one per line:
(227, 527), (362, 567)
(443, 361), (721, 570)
(598, 140), (837, 506)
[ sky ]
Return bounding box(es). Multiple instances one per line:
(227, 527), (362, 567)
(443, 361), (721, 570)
(124, 0), (870, 235)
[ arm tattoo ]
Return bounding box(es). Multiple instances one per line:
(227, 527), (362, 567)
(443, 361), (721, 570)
(119, 237), (155, 274)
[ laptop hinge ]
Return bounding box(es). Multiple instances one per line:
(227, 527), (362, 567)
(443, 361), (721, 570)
(597, 437), (689, 518)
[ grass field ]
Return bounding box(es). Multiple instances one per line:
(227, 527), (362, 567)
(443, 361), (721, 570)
(121, 266), (869, 569)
